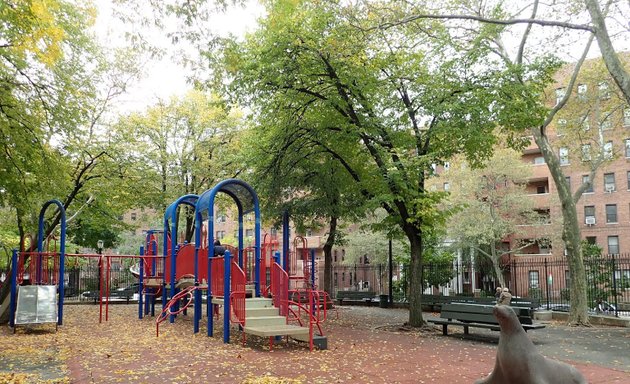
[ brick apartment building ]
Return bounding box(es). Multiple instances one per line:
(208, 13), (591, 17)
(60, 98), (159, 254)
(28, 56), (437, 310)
(437, 57), (630, 298)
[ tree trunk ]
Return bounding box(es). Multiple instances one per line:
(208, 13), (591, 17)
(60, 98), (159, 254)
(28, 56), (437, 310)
(532, 128), (590, 325)
(584, 0), (630, 106)
(322, 216), (337, 297)
(406, 225), (425, 327)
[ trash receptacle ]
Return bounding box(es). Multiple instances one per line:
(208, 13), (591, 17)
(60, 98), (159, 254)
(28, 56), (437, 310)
(379, 294), (389, 308)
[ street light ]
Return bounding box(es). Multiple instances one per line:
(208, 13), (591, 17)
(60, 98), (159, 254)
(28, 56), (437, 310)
(96, 240), (103, 304)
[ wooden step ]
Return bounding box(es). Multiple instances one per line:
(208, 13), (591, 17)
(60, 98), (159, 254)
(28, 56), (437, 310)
(243, 324), (310, 337)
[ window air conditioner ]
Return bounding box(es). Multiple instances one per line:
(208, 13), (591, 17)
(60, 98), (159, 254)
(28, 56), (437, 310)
(585, 216), (596, 225)
(605, 185), (615, 193)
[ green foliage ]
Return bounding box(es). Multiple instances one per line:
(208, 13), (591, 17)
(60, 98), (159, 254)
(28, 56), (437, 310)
(528, 287), (543, 299)
(582, 241), (619, 304)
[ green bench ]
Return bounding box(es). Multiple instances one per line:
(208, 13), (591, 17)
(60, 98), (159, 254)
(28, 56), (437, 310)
(336, 291), (376, 305)
(428, 303), (546, 336)
(422, 295), (541, 315)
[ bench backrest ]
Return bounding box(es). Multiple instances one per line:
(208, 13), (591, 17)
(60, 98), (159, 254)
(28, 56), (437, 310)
(441, 303), (533, 325)
(336, 291), (375, 299)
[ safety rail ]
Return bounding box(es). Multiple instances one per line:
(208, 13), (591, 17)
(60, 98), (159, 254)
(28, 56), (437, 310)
(16, 251), (62, 285)
(271, 262), (289, 317)
(230, 262), (246, 326)
(210, 255), (246, 326)
(211, 256), (226, 296)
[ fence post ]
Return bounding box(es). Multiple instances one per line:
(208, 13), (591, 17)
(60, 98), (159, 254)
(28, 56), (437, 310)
(223, 250), (231, 344)
(611, 253), (618, 317)
(544, 258), (550, 310)
(511, 260), (517, 298)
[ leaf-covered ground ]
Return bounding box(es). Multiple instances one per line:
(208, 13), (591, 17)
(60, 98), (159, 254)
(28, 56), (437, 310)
(1, 304), (629, 383)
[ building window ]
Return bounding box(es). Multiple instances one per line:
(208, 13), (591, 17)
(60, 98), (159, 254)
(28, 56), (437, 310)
(624, 108), (630, 127)
(528, 271), (540, 289)
(625, 140), (630, 158)
(598, 81), (611, 100)
(586, 236), (597, 245)
(245, 229), (254, 237)
(559, 147), (569, 165)
(218, 214), (227, 223)
(215, 230), (225, 239)
(577, 83), (588, 99)
(584, 206), (595, 224)
(604, 173), (616, 192)
(443, 182), (450, 191)
(555, 87), (566, 105)
(604, 141), (613, 159)
(342, 272), (345, 282)
(342, 249), (345, 262)
(130, 212), (137, 221)
(581, 144), (591, 161)
(577, 83), (588, 100)
(533, 156), (545, 165)
(556, 118), (567, 135)
(306, 228), (313, 237)
(565, 176), (571, 192)
(334, 250), (337, 263)
(270, 227), (278, 236)
(600, 113), (613, 131)
(608, 235), (619, 254)
(580, 115), (590, 131)
(605, 204), (617, 223)
(334, 273), (338, 286)
(627, 172), (630, 190)
(536, 185), (546, 194)
(582, 175), (593, 193)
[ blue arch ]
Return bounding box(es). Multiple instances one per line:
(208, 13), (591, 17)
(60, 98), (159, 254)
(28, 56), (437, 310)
(163, 194), (199, 321)
(36, 199), (67, 326)
(194, 179), (261, 340)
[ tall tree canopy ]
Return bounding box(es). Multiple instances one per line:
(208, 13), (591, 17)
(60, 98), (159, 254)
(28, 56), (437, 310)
(214, 0), (555, 326)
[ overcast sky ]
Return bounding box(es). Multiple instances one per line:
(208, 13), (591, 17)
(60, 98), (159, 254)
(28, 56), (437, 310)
(94, 1), (263, 114)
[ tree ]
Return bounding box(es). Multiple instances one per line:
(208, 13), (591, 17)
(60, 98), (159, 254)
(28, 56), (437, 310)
(366, 0), (630, 326)
(445, 148), (552, 288)
(240, 120), (368, 297)
(215, 0), (551, 327)
(112, 90), (244, 240)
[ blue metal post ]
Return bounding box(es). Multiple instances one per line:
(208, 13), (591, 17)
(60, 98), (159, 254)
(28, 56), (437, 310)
(223, 250), (232, 343)
(9, 249), (18, 328)
(57, 212), (66, 325)
(138, 246), (144, 320)
(207, 211), (215, 337)
(193, 223), (201, 333)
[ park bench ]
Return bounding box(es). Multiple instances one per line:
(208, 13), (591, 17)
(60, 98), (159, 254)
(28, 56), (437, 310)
(336, 291), (376, 305)
(422, 295), (541, 315)
(427, 303), (546, 336)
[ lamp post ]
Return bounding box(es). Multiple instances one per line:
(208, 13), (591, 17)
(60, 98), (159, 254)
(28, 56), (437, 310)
(96, 240), (103, 303)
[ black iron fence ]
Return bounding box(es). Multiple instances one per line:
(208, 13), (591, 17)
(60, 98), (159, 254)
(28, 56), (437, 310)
(331, 255), (630, 315)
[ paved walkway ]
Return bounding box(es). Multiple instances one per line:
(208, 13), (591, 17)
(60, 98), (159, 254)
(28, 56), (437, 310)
(1, 304), (628, 383)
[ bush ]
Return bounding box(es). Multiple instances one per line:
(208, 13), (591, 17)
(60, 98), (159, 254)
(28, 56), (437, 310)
(528, 287), (542, 299)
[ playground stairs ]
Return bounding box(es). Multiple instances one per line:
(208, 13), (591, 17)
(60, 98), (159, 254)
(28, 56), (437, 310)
(212, 296), (310, 339)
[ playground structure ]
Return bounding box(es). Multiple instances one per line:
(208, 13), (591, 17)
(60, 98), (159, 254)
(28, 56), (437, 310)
(3, 179), (332, 350)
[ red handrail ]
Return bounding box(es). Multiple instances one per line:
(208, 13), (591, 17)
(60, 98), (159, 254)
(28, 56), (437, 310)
(230, 261), (246, 326)
(156, 285), (197, 337)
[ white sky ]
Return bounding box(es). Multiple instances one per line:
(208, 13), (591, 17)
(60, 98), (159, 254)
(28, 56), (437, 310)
(94, 1), (263, 114)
